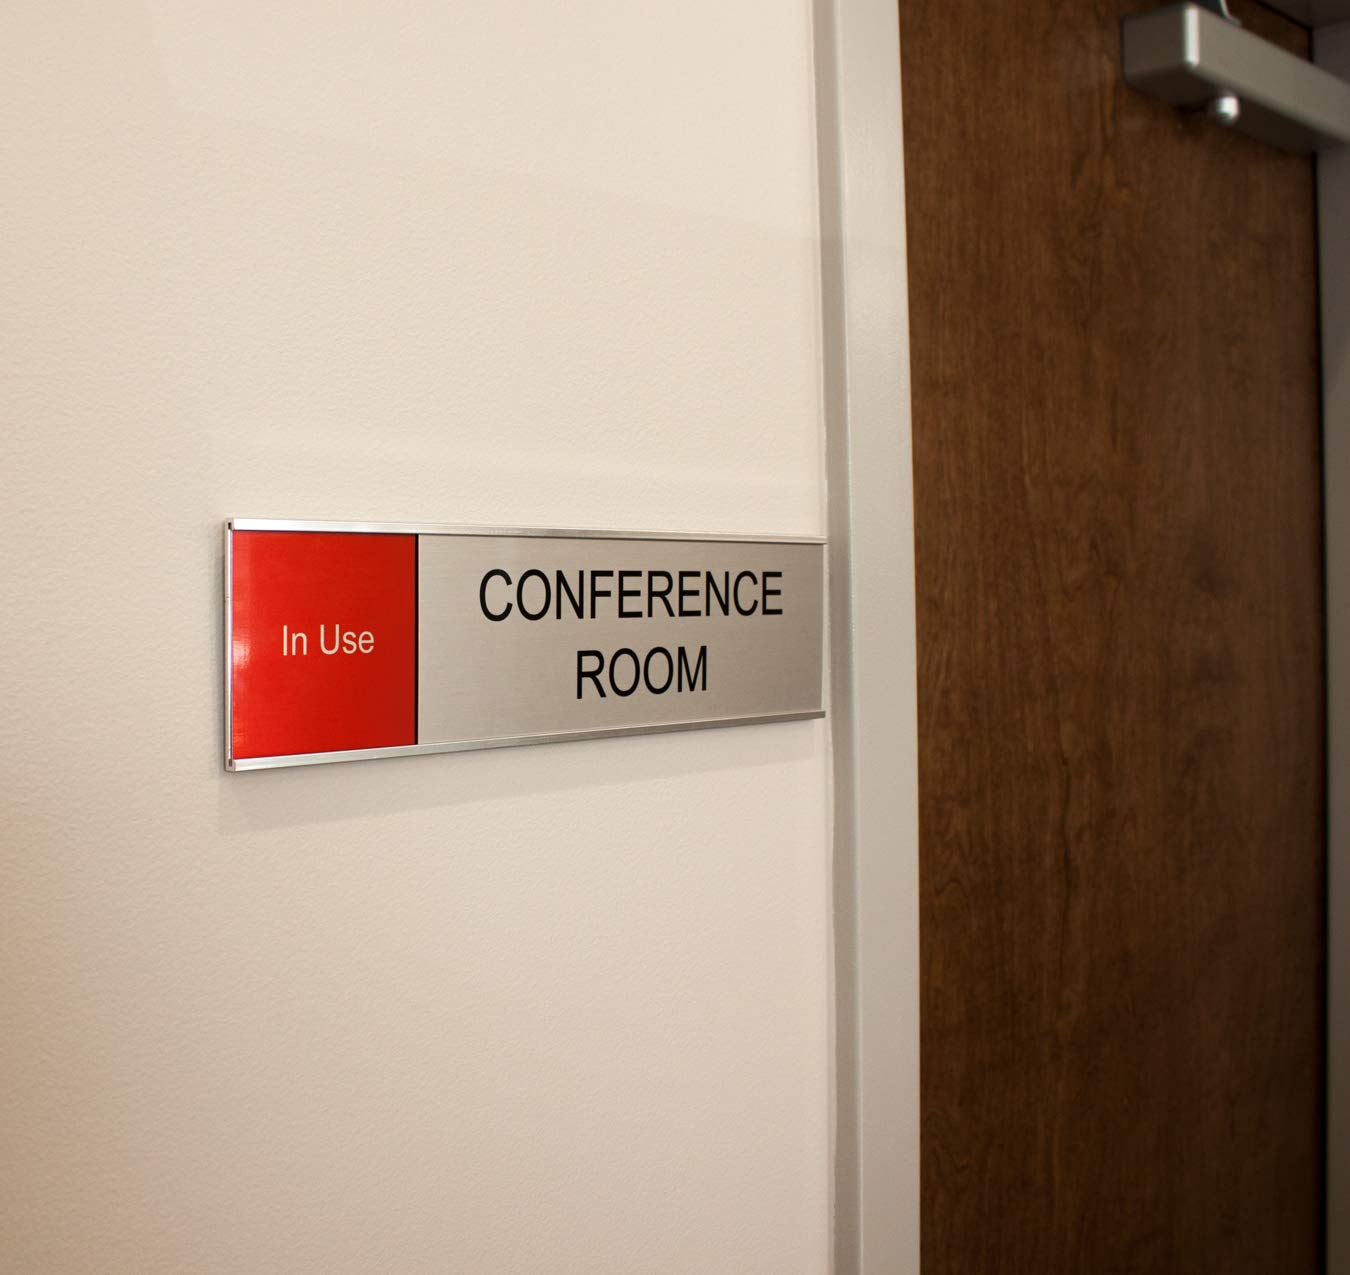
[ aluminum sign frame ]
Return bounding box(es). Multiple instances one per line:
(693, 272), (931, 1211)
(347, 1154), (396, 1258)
(224, 518), (827, 771)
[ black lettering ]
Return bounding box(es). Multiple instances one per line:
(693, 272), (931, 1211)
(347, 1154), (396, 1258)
(618, 570), (642, 618)
(648, 570), (675, 618)
(762, 570), (783, 616)
(589, 569), (614, 617)
(705, 571), (731, 617)
(555, 571), (585, 620)
(609, 648), (641, 697)
(517, 568), (551, 621)
(733, 570), (759, 616)
(480, 569), (513, 621)
(678, 570), (700, 617)
(677, 644), (708, 692)
(576, 650), (606, 699)
(643, 646), (674, 694)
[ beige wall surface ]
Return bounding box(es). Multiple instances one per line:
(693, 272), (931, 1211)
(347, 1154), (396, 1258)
(0, 3), (830, 1271)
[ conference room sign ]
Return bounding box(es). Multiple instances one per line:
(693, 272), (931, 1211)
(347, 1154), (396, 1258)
(224, 519), (826, 770)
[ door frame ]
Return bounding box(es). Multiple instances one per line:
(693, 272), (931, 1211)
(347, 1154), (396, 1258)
(819, 6), (1350, 1272)
(1316, 22), (1349, 1274)
(820, 4), (1350, 1269)
(814, 2), (922, 1271)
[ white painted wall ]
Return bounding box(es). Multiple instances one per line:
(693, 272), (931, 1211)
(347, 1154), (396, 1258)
(0, 3), (832, 1271)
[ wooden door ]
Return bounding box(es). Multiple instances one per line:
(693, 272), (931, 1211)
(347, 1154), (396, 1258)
(900, 1), (1326, 1270)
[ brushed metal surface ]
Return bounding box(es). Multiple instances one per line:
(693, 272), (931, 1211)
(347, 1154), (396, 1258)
(417, 533), (825, 744)
(1123, 3), (1350, 151)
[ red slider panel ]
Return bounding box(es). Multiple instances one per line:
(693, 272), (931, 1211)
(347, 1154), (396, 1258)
(231, 531), (417, 760)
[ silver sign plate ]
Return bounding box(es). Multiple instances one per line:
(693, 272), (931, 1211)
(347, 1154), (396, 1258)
(225, 521), (825, 770)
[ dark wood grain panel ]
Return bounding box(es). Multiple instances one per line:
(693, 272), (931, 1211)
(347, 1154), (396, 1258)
(900, 1), (1326, 1270)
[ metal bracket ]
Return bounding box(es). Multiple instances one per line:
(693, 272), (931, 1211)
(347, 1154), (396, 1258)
(1196, 0), (1240, 24)
(1195, 1), (1244, 128)
(1124, 3), (1350, 152)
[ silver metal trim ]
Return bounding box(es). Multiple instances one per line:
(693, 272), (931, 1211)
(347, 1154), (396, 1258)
(224, 523), (234, 768)
(1123, 3), (1350, 152)
(228, 518), (825, 545)
(226, 710), (825, 771)
(815, 0), (922, 1270)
